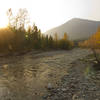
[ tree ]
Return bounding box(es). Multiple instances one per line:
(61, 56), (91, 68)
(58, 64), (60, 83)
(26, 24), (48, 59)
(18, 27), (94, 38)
(7, 8), (29, 30)
(79, 27), (100, 64)
(54, 33), (58, 49)
(59, 32), (73, 49)
(6, 8), (30, 51)
(7, 8), (14, 29)
(48, 35), (54, 48)
(63, 32), (68, 40)
(16, 8), (29, 30)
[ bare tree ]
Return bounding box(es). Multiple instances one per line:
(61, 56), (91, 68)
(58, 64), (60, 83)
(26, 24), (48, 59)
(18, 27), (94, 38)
(7, 8), (30, 30)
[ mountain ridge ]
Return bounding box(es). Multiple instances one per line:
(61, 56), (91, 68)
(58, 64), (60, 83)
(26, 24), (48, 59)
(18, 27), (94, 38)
(45, 18), (100, 40)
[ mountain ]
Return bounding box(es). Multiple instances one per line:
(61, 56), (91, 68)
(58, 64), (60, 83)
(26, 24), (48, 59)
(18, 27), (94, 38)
(45, 18), (100, 40)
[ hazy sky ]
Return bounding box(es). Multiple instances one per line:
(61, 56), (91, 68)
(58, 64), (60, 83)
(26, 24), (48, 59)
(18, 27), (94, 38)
(0, 0), (100, 32)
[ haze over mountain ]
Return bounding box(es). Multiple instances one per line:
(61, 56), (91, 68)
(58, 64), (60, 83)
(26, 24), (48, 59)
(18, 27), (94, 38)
(45, 18), (100, 40)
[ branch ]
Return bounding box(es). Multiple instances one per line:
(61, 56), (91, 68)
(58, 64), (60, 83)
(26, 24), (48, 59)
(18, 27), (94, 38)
(92, 48), (100, 63)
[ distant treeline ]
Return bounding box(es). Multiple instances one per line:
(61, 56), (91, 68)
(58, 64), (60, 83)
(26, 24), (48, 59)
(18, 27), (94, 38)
(0, 8), (74, 53)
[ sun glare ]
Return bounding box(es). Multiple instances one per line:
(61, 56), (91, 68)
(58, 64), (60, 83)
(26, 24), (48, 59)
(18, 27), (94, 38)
(0, 0), (100, 32)
(0, 15), (8, 28)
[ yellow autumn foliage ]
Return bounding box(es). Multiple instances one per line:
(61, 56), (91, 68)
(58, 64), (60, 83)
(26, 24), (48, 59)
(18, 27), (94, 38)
(79, 27), (100, 49)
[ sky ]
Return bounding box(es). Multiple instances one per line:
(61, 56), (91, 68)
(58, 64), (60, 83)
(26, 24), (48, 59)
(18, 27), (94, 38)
(0, 0), (100, 32)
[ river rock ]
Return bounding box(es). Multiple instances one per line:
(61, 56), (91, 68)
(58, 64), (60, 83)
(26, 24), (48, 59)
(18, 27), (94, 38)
(47, 83), (53, 90)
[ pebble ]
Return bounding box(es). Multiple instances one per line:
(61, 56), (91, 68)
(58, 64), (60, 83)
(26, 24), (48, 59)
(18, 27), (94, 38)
(47, 83), (53, 90)
(43, 57), (100, 100)
(61, 88), (66, 92)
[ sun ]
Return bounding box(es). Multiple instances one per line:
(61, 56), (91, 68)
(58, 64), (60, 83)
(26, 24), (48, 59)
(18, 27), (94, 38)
(0, 15), (8, 28)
